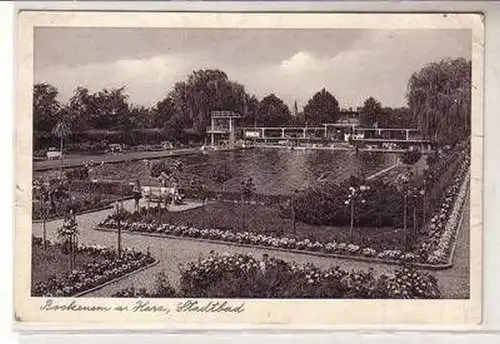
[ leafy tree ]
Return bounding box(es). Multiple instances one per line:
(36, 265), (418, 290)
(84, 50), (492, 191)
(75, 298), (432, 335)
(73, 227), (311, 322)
(256, 94), (292, 126)
(66, 87), (94, 132)
(126, 105), (150, 130)
(66, 86), (132, 131)
(407, 58), (471, 145)
(33, 82), (61, 133)
(52, 119), (72, 158)
(93, 86), (130, 130)
(303, 88), (340, 125)
(358, 97), (383, 128)
(168, 69), (248, 133)
(378, 107), (415, 128)
(163, 114), (188, 143)
(241, 94), (260, 127)
(151, 97), (176, 128)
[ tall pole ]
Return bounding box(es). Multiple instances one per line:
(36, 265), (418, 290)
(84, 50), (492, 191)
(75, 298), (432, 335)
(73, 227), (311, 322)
(202, 196), (206, 228)
(59, 136), (64, 178)
(291, 191), (296, 234)
(39, 188), (47, 250)
(350, 201), (354, 242)
(42, 217), (47, 250)
(422, 179), (427, 227)
(403, 193), (408, 250)
(118, 181), (123, 258)
(69, 235), (73, 272)
(412, 202), (417, 244)
(241, 193), (245, 231)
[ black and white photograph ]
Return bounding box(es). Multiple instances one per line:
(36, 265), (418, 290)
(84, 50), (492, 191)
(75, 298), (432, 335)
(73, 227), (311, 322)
(14, 11), (483, 326)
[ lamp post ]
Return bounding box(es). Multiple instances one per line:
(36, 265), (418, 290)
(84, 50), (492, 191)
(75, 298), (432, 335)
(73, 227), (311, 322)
(57, 210), (78, 272)
(291, 189), (298, 235)
(396, 172), (410, 250)
(115, 201), (123, 258)
(33, 179), (49, 250)
(240, 177), (255, 231)
(345, 184), (369, 242)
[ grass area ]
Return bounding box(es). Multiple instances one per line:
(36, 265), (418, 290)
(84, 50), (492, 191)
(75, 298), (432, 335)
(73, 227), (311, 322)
(31, 242), (106, 289)
(137, 201), (403, 250)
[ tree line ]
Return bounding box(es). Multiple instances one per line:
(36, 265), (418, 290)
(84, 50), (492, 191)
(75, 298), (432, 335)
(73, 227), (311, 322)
(33, 57), (471, 149)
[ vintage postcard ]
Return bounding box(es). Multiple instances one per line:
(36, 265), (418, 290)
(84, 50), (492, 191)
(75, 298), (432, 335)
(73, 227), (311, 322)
(14, 11), (483, 329)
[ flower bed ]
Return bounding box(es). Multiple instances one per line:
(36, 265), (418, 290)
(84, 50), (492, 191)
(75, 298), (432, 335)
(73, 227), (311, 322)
(417, 157), (470, 264)
(31, 236), (156, 297)
(97, 143), (470, 267)
(97, 160), (469, 266)
(291, 142), (470, 228)
(112, 252), (441, 299)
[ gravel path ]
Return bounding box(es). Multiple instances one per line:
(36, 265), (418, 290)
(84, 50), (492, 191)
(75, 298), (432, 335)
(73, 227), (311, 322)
(31, 198), (470, 299)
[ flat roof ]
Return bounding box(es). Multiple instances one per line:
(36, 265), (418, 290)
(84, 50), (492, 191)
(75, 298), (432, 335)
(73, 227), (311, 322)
(211, 111), (242, 118)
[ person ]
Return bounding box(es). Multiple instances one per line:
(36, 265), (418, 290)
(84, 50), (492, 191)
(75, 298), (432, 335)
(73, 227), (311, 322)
(260, 253), (270, 273)
(132, 180), (142, 211)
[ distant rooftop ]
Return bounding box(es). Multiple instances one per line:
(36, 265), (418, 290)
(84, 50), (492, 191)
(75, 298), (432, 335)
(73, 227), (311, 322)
(211, 111), (242, 118)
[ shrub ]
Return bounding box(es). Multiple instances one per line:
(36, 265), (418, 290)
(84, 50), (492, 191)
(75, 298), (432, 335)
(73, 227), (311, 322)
(112, 253), (441, 299)
(401, 150), (422, 165)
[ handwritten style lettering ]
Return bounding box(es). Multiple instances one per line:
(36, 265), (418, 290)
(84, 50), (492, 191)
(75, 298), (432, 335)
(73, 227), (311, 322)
(176, 300), (245, 313)
(40, 299), (112, 312)
(132, 300), (171, 313)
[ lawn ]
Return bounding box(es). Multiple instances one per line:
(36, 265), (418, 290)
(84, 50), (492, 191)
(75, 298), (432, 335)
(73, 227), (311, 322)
(31, 241), (106, 290)
(137, 201), (403, 251)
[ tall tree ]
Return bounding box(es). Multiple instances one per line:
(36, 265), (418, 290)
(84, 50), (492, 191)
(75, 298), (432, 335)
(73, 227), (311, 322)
(151, 96), (176, 128)
(93, 86), (130, 130)
(303, 88), (340, 125)
(52, 118), (72, 174)
(168, 69), (247, 133)
(378, 107), (414, 128)
(256, 94), (292, 126)
(358, 97), (383, 128)
(66, 87), (94, 132)
(406, 58), (471, 145)
(66, 86), (131, 131)
(293, 100), (299, 117)
(33, 83), (61, 133)
(241, 94), (260, 127)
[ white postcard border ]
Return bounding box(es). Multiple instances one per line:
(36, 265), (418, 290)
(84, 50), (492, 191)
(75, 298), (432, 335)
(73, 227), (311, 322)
(14, 11), (484, 329)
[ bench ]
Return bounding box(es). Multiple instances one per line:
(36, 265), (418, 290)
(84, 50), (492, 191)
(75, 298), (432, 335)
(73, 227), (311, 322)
(141, 186), (184, 207)
(46, 151), (62, 160)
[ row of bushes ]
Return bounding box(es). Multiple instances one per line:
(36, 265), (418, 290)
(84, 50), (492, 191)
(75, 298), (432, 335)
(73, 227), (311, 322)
(112, 252), (441, 299)
(291, 141), (469, 228)
(32, 193), (116, 220)
(98, 149), (470, 264)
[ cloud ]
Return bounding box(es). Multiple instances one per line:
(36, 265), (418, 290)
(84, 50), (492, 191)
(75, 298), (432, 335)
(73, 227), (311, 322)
(239, 30), (471, 110)
(280, 51), (329, 74)
(35, 29), (471, 110)
(36, 53), (203, 105)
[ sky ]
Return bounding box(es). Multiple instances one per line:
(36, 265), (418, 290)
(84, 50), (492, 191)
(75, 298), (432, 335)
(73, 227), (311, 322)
(34, 28), (471, 111)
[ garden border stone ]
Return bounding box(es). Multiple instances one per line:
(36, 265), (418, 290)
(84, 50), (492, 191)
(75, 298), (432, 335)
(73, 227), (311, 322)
(73, 258), (160, 297)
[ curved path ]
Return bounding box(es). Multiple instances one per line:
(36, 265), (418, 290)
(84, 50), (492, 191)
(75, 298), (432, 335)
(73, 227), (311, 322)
(31, 199), (470, 299)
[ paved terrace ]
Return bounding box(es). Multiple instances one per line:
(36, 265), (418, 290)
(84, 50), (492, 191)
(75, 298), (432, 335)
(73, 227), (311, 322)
(31, 198), (470, 299)
(33, 147), (220, 172)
